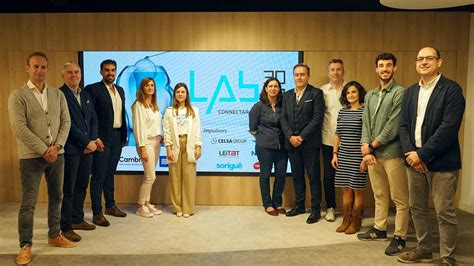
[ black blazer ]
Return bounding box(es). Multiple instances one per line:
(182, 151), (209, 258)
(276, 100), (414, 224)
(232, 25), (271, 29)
(60, 84), (98, 155)
(84, 81), (128, 146)
(399, 75), (465, 171)
(280, 84), (325, 150)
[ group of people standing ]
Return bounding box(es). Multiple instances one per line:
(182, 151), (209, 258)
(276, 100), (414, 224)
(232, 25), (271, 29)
(8, 46), (465, 266)
(8, 52), (201, 265)
(249, 47), (465, 265)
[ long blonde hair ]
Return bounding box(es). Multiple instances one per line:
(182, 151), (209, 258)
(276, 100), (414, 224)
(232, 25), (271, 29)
(172, 82), (195, 118)
(133, 77), (159, 112)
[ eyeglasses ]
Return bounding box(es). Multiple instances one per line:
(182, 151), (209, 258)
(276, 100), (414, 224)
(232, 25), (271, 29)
(416, 56), (439, 62)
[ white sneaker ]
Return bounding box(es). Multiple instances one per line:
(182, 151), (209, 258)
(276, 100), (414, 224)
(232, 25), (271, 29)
(325, 207), (336, 222)
(183, 213), (191, 218)
(176, 212), (183, 217)
(136, 206), (153, 218)
(146, 204), (162, 215)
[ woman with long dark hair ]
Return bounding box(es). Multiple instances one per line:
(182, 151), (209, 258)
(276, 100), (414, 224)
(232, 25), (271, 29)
(331, 81), (367, 234)
(249, 78), (288, 216)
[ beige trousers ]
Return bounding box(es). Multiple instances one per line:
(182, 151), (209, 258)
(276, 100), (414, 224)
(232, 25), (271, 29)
(138, 136), (160, 205)
(368, 157), (409, 238)
(169, 135), (196, 214)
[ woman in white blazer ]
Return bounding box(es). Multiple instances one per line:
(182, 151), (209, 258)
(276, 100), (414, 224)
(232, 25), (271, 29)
(132, 77), (163, 218)
(164, 82), (202, 218)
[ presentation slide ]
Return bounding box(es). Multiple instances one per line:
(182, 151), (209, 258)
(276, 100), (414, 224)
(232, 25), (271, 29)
(81, 51), (299, 173)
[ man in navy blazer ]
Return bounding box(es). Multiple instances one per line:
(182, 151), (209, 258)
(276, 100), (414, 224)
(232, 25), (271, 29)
(280, 63), (325, 224)
(398, 47), (465, 265)
(59, 62), (98, 242)
(85, 59), (128, 227)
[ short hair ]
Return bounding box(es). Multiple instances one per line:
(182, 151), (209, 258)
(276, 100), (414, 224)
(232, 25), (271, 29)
(419, 46), (441, 59)
(339, 80), (366, 107)
(61, 62), (81, 75)
(259, 77), (283, 106)
(27, 51), (48, 66)
(328, 58), (344, 67)
(100, 59), (117, 71)
(375, 52), (397, 67)
(293, 63), (310, 75)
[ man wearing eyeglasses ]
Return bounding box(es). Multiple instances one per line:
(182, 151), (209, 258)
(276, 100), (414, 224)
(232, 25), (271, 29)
(398, 47), (465, 265)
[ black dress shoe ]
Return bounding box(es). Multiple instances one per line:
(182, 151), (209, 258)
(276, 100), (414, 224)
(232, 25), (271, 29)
(306, 210), (321, 224)
(105, 205), (127, 217)
(93, 214), (110, 227)
(286, 207), (306, 217)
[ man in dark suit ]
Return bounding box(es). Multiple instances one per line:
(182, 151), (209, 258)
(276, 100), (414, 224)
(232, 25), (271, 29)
(59, 62), (98, 241)
(280, 63), (325, 224)
(397, 47), (465, 265)
(85, 59), (128, 226)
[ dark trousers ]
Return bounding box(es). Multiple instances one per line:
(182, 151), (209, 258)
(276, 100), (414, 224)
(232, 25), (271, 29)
(90, 131), (122, 215)
(288, 146), (322, 211)
(60, 153), (93, 231)
(18, 155), (64, 247)
(321, 144), (336, 209)
(256, 145), (288, 208)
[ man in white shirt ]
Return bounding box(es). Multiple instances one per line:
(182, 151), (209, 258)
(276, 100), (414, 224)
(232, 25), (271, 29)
(398, 47), (465, 266)
(320, 59), (345, 222)
(8, 52), (74, 265)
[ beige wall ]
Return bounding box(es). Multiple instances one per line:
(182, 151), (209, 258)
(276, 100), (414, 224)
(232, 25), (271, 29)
(0, 12), (469, 207)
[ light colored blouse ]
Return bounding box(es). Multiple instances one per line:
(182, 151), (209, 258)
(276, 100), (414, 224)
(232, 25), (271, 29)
(132, 102), (163, 147)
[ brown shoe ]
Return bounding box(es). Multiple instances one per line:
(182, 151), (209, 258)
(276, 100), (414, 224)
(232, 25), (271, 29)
(48, 235), (77, 248)
(62, 230), (81, 242)
(345, 206), (363, 234)
(276, 207), (286, 215)
(72, 221), (96, 231)
(93, 214), (110, 227)
(16, 245), (32, 265)
(105, 205), (127, 217)
(336, 204), (352, 233)
(265, 207), (279, 216)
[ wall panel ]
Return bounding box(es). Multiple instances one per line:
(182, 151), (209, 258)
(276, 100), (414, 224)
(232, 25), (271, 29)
(0, 12), (469, 207)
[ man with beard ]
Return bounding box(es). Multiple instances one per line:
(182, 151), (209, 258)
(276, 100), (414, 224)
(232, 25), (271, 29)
(280, 63), (325, 224)
(357, 53), (409, 257)
(398, 47), (465, 265)
(85, 59), (128, 227)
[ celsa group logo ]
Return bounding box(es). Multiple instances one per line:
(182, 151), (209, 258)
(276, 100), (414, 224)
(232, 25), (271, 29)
(216, 162), (243, 171)
(219, 150), (240, 157)
(211, 138), (247, 144)
(159, 156), (168, 167)
(253, 162), (260, 170)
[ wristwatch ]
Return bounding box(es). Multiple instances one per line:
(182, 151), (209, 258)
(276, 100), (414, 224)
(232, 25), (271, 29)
(55, 144), (63, 150)
(368, 143), (375, 151)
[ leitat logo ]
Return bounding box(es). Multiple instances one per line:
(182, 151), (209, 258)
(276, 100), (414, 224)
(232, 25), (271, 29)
(219, 150), (240, 157)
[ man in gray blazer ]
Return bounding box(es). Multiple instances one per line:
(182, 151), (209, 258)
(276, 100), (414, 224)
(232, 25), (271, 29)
(8, 52), (74, 265)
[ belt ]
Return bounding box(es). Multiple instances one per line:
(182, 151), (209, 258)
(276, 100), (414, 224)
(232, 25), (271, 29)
(113, 128), (121, 132)
(179, 134), (187, 137)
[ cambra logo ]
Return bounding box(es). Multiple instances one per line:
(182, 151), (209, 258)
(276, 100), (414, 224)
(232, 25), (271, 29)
(120, 156), (141, 163)
(219, 150), (239, 157)
(211, 138), (247, 144)
(216, 162), (243, 171)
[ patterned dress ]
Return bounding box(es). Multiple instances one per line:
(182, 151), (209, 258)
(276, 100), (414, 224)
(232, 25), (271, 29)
(334, 106), (367, 189)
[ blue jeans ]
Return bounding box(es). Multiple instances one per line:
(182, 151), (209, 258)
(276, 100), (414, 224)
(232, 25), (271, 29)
(90, 131), (122, 215)
(256, 145), (288, 208)
(60, 153), (93, 231)
(18, 155), (64, 247)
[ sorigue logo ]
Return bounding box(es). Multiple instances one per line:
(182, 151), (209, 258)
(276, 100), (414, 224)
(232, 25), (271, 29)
(219, 150), (240, 157)
(216, 162), (243, 171)
(211, 138), (247, 144)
